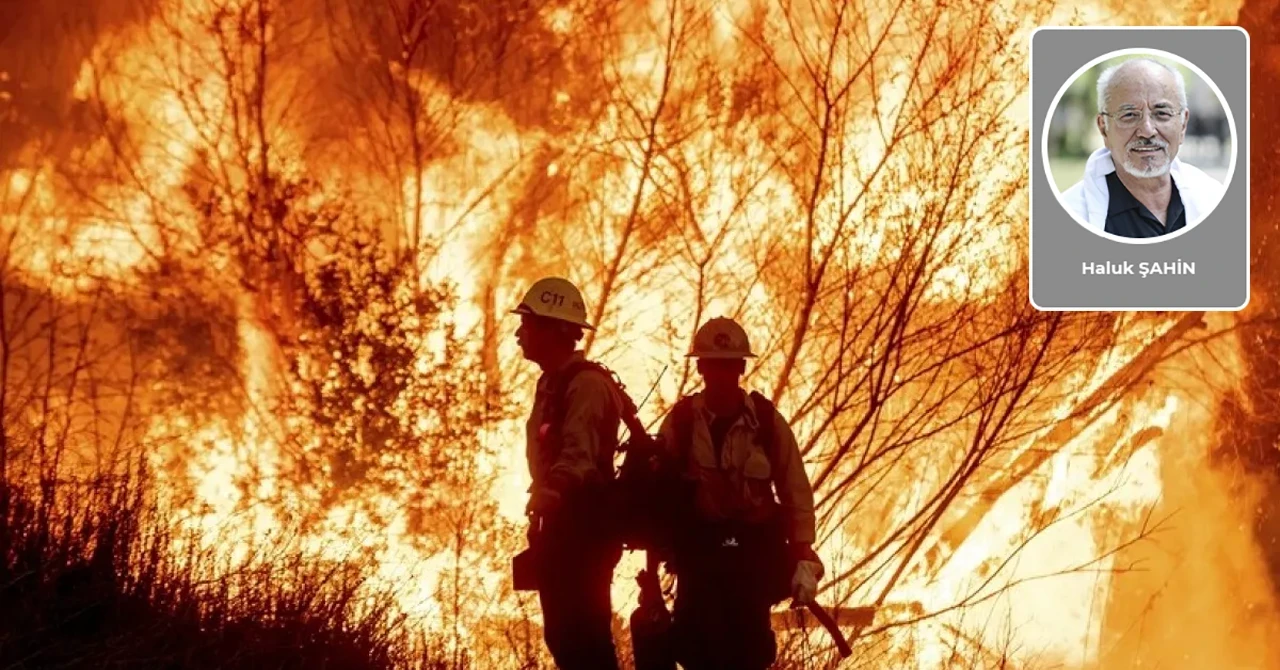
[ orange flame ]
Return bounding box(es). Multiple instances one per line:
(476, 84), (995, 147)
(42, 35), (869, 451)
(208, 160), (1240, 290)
(2, 0), (1270, 667)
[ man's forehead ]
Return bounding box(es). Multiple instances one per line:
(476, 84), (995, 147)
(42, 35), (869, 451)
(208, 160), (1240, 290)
(1108, 63), (1179, 103)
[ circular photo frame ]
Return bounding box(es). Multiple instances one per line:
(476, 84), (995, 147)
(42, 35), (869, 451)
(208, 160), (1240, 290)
(1042, 48), (1236, 245)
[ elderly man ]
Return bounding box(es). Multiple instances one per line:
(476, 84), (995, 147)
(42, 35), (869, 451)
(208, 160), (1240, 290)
(1061, 58), (1225, 238)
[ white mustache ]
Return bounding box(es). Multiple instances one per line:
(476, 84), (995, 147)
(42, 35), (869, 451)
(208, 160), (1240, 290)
(1127, 139), (1168, 151)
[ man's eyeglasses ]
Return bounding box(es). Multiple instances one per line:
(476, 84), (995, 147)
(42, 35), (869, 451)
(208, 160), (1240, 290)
(1099, 107), (1184, 129)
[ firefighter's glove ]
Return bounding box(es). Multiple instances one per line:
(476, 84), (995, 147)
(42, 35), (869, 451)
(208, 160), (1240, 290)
(526, 486), (563, 516)
(791, 560), (823, 606)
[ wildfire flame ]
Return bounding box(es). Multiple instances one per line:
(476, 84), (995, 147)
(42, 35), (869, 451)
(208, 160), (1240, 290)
(1, 0), (1272, 668)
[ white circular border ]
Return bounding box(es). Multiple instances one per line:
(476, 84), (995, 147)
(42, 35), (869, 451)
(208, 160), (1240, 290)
(1041, 47), (1238, 246)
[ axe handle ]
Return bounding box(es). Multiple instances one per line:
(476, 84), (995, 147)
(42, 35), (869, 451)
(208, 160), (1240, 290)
(806, 602), (852, 658)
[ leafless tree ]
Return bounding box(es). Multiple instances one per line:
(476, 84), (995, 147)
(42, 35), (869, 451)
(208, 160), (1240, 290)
(3, 0), (1269, 667)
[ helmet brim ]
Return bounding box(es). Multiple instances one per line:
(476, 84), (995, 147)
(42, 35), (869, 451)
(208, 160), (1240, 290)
(686, 351), (756, 359)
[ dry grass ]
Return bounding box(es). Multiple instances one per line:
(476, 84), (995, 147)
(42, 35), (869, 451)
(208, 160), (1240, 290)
(0, 472), (443, 670)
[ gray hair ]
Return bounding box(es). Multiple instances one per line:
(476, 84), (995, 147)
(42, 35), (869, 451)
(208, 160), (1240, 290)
(1096, 58), (1189, 118)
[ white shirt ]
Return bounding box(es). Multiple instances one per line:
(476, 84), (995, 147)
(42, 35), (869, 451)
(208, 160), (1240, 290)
(1060, 147), (1226, 234)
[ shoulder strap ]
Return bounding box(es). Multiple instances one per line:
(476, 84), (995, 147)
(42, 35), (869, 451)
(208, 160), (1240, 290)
(749, 391), (778, 466)
(670, 396), (696, 461)
(545, 360), (647, 456)
(546, 360), (600, 438)
(668, 393), (775, 463)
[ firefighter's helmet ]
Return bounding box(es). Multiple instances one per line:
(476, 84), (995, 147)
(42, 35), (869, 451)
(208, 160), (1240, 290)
(510, 277), (595, 330)
(688, 317), (755, 359)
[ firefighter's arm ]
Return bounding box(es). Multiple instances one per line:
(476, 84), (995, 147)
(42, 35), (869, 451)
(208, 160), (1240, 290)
(771, 413), (817, 546)
(543, 370), (614, 495)
(771, 413), (825, 604)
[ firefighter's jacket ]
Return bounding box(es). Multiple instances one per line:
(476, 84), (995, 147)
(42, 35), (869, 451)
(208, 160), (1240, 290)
(525, 352), (622, 497)
(657, 390), (816, 545)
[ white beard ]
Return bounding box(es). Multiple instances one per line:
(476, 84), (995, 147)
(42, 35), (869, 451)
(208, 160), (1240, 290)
(1119, 143), (1176, 179)
(1120, 153), (1173, 178)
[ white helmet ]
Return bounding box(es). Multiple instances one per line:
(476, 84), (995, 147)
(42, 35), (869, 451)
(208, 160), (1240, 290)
(688, 317), (755, 359)
(510, 276), (595, 330)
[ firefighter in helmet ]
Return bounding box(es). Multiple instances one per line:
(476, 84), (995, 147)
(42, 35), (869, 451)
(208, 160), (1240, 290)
(511, 276), (623, 669)
(657, 317), (824, 670)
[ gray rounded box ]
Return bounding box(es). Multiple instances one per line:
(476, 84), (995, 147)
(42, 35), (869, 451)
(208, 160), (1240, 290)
(1029, 27), (1249, 311)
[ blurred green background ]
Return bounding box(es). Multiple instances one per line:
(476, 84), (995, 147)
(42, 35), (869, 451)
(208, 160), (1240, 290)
(1046, 53), (1232, 191)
